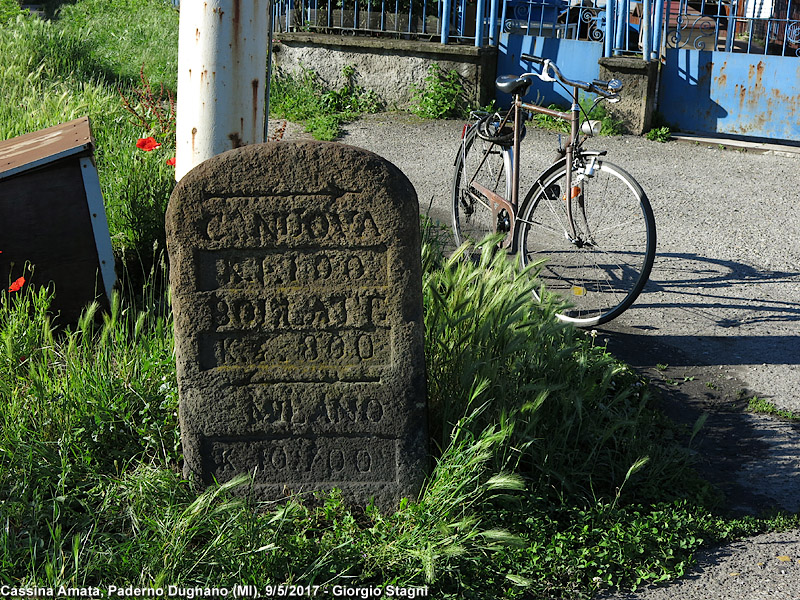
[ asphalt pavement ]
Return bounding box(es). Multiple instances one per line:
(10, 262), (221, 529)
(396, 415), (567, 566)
(281, 114), (800, 598)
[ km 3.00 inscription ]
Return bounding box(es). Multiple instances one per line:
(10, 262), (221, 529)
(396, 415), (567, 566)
(198, 329), (389, 371)
(198, 248), (387, 291)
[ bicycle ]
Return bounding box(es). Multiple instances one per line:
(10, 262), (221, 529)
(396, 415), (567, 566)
(451, 53), (656, 327)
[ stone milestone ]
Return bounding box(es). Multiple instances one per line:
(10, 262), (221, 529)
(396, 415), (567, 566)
(165, 141), (427, 509)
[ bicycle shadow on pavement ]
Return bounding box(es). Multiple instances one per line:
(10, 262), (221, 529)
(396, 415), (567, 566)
(604, 252), (800, 367)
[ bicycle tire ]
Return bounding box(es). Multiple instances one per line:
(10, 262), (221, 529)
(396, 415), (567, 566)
(516, 158), (656, 327)
(451, 121), (512, 248)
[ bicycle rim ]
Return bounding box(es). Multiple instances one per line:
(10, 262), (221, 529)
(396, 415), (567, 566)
(451, 126), (511, 248)
(517, 160), (656, 326)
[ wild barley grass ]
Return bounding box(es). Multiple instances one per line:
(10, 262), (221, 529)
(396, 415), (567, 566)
(0, 239), (721, 597)
(423, 237), (699, 506)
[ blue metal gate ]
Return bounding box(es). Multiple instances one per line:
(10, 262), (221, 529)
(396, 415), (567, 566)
(494, 0), (663, 106)
(495, 0), (612, 106)
(658, 0), (800, 141)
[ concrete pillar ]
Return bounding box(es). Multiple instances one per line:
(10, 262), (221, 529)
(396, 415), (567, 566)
(175, 0), (269, 181)
(598, 56), (659, 134)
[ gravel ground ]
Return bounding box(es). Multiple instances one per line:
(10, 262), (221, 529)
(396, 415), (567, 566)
(336, 112), (800, 413)
(281, 113), (800, 598)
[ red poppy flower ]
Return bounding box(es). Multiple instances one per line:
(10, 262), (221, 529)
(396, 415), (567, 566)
(9, 276), (25, 292)
(136, 137), (161, 151)
(166, 157), (176, 166)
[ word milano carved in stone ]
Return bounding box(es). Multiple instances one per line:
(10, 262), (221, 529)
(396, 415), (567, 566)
(166, 142), (427, 509)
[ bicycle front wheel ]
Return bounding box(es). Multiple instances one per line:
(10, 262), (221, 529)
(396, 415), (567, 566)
(451, 122), (512, 248)
(516, 159), (656, 326)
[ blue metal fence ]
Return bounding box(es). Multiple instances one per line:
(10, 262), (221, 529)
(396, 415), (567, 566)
(269, 0), (670, 58)
(172, 0), (800, 59)
(664, 0), (800, 56)
(170, 0), (672, 58)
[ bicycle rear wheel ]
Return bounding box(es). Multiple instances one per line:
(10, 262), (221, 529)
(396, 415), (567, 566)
(516, 158), (656, 326)
(451, 120), (512, 248)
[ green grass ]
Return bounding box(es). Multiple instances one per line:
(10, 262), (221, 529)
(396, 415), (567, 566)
(748, 396), (800, 421)
(2, 2), (797, 596)
(0, 0), (178, 280)
(1, 236), (794, 597)
(269, 64), (382, 140)
(0, 0), (23, 23)
(529, 94), (624, 136)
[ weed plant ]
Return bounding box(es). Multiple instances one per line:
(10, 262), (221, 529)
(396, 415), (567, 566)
(410, 63), (467, 119)
(530, 94), (624, 136)
(269, 64), (382, 140)
(645, 126), (672, 142)
(748, 396), (800, 421)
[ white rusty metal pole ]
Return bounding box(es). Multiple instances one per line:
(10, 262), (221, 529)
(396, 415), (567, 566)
(175, 0), (269, 181)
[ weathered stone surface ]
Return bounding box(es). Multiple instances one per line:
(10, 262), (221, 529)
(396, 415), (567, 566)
(598, 57), (659, 135)
(166, 141), (427, 509)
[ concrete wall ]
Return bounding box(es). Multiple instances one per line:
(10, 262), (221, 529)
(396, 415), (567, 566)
(272, 33), (497, 109)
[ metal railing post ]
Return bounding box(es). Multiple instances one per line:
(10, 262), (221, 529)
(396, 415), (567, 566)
(489, 0), (499, 45)
(441, 0), (451, 42)
(614, 0), (627, 54)
(475, 0), (486, 45)
(605, 0), (615, 56)
(642, 0), (651, 59)
(652, 0), (664, 58)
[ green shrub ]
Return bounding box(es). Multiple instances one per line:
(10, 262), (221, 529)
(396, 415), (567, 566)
(645, 126), (672, 142)
(0, 0), (24, 23)
(530, 94), (624, 136)
(269, 64), (382, 140)
(410, 63), (466, 119)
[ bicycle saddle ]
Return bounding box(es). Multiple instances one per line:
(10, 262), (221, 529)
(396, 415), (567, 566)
(495, 74), (533, 96)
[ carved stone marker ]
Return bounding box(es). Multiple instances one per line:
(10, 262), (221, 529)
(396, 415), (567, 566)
(166, 141), (427, 509)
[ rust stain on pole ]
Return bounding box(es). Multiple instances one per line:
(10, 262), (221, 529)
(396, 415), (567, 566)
(232, 0), (241, 52)
(228, 132), (243, 148)
(252, 78), (259, 135)
(176, 0), (268, 180)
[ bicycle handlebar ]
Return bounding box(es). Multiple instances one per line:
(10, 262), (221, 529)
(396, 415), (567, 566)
(520, 53), (622, 99)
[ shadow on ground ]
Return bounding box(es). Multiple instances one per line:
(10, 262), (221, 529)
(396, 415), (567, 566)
(603, 326), (800, 516)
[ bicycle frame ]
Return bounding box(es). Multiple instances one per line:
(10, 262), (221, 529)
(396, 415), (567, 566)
(465, 85), (583, 254)
(516, 86), (583, 243)
(453, 59), (655, 327)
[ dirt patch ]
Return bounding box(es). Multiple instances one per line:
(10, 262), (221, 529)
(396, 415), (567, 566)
(602, 324), (800, 516)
